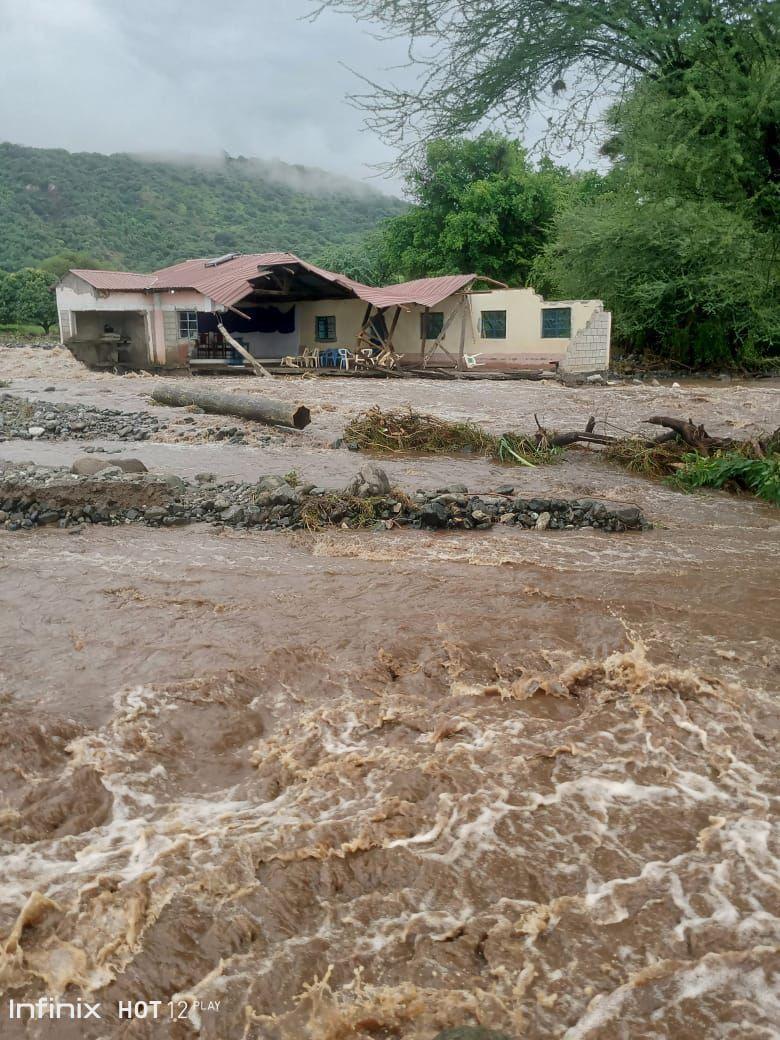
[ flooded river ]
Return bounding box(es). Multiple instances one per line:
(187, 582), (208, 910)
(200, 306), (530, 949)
(0, 349), (778, 1038)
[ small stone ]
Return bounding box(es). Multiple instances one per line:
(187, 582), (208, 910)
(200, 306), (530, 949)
(144, 506), (168, 521)
(37, 510), (60, 525)
(221, 505), (244, 523)
(28, 426), (45, 437)
(586, 373), (604, 384)
(195, 472), (217, 484)
(257, 475), (287, 492)
(535, 511), (551, 530)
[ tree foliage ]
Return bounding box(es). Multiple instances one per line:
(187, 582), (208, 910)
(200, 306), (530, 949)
(0, 268), (58, 333)
(381, 135), (580, 283)
(313, 0), (777, 161)
(533, 26), (779, 363)
(0, 143), (406, 272)
(326, 134), (586, 285)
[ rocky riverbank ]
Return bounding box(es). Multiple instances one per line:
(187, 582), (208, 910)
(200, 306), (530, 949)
(0, 459), (649, 533)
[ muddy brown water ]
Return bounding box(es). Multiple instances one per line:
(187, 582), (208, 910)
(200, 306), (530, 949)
(0, 351), (778, 1038)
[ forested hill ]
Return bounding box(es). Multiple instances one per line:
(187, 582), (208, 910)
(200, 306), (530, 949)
(0, 143), (406, 272)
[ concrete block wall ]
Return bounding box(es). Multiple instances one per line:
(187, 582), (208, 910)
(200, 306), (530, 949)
(560, 307), (612, 374)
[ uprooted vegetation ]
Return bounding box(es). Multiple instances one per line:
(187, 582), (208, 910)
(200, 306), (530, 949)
(343, 408), (563, 466)
(604, 418), (780, 505)
(343, 407), (779, 504)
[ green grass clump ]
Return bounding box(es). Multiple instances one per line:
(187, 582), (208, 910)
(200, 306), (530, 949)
(670, 451), (780, 504)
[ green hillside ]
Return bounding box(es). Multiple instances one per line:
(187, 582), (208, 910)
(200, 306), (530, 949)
(0, 142), (405, 273)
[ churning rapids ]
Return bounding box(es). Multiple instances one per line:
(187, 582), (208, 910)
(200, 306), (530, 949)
(0, 348), (778, 1039)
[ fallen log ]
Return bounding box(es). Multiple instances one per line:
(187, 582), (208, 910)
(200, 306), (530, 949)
(151, 384), (311, 430)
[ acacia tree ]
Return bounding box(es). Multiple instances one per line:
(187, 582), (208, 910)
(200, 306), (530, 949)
(312, 0), (777, 161)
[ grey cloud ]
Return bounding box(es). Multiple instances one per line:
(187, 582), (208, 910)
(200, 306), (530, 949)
(0, 0), (414, 191)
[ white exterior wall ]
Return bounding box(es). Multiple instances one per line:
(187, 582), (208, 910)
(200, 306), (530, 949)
(56, 274), (214, 367)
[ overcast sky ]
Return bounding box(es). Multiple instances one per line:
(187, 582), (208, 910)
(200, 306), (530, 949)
(0, 0), (420, 193)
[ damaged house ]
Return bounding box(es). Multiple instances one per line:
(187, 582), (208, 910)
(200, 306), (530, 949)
(56, 252), (610, 375)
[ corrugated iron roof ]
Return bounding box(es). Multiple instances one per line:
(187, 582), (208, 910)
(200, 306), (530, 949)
(350, 274), (477, 308)
(67, 255), (477, 309)
(69, 269), (153, 291)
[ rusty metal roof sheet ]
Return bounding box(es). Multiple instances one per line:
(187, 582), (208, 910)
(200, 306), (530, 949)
(69, 269), (153, 291)
(350, 273), (477, 308)
(68, 255), (477, 309)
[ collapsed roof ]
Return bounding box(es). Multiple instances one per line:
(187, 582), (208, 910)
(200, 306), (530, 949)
(68, 253), (480, 310)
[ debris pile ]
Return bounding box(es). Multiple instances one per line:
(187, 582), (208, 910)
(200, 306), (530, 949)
(0, 462), (650, 533)
(343, 407), (562, 466)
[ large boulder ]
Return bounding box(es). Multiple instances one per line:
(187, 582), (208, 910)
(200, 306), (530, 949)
(347, 463), (391, 497)
(71, 456), (147, 477)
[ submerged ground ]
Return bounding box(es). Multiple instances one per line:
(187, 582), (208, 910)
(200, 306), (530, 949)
(0, 347), (778, 1039)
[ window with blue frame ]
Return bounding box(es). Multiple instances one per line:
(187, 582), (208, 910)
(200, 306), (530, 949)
(480, 310), (506, 339)
(315, 315), (337, 342)
(421, 311), (444, 340)
(541, 307), (572, 338)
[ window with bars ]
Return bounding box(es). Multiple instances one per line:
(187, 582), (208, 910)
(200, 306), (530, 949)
(421, 311), (444, 340)
(480, 310), (506, 339)
(315, 315), (337, 342)
(541, 307), (572, 338)
(178, 311), (198, 339)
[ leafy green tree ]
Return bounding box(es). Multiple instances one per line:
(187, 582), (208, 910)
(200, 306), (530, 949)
(370, 133), (578, 284)
(0, 271), (14, 325)
(316, 229), (394, 284)
(38, 251), (107, 280)
(533, 32), (780, 363)
(4, 269), (59, 333)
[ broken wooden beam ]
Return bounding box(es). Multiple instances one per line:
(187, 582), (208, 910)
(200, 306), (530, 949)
(151, 384), (311, 430)
(217, 322), (272, 378)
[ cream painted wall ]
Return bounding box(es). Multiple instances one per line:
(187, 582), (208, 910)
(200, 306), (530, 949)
(296, 288), (606, 370)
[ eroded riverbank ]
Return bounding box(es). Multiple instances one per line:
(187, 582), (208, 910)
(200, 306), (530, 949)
(0, 347), (778, 1039)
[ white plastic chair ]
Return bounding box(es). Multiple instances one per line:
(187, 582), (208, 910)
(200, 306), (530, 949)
(463, 353), (486, 368)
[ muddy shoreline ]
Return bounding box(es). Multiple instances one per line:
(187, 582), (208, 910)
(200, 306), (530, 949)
(0, 347), (778, 1039)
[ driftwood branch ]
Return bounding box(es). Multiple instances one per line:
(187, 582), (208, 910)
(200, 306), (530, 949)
(644, 416), (734, 455)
